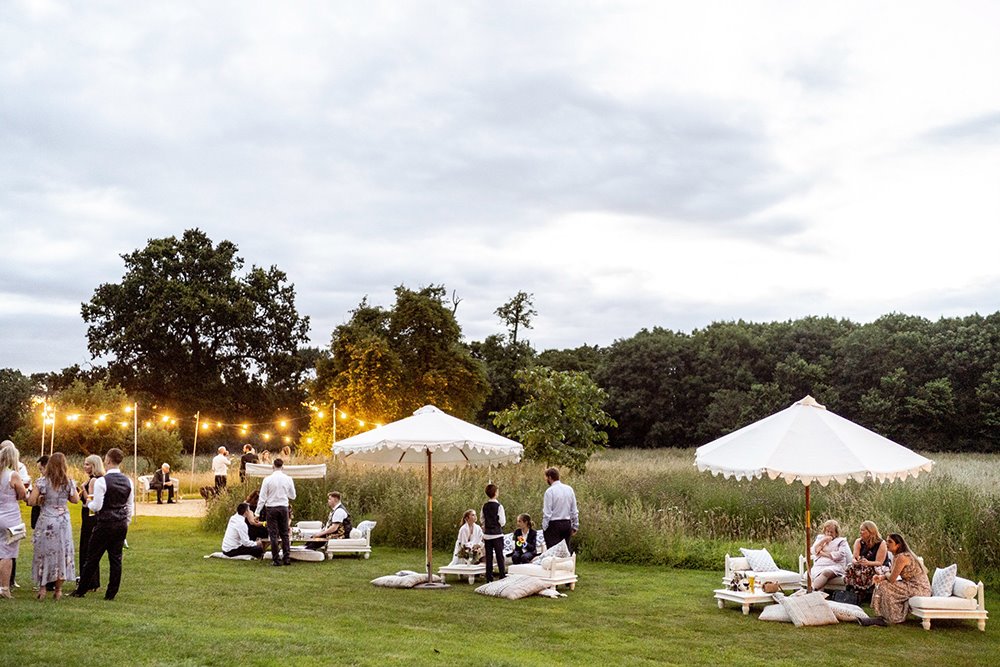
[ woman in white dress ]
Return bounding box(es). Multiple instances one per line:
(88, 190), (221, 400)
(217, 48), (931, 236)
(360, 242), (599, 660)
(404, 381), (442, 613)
(810, 519), (852, 591)
(455, 509), (484, 564)
(0, 440), (28, 599)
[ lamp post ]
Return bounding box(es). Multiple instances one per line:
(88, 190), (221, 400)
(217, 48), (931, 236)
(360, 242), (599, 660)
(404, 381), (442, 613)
(190, 411), (200, 495)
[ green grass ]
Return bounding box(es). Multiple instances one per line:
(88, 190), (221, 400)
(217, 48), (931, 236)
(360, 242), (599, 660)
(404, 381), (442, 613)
(3, 515), (997, 666)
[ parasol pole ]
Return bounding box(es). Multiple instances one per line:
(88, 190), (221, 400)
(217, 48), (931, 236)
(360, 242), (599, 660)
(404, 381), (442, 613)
(426, 449), (433, 583)
(805, 484), (812, 591)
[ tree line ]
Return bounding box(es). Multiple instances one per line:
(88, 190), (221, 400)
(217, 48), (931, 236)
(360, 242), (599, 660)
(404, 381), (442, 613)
(3, 229), (998, 470)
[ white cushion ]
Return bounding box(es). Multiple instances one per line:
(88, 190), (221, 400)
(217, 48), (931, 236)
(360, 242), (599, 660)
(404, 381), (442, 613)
(538, 556), (575, 572)
(474, 574), (549, 600)
(296, 521), (323, 530)
(533, 539), (570, 563)
(327, 538), (368, 548)
(776, 592), (838, 627)
(932, 564), (958, 597)
(728, 556), (751, 571)
(827, 601), (868, 622)
(759, 604), (792, 622)
(953, 577), (979, 599)
(751, 569), (801, 586)
(355, 520), (377, 537)
(204, 551), (255, 561)
(371, 571), (442, 588)
(909, 595), (978, 611)
(740, 547), (779, 573)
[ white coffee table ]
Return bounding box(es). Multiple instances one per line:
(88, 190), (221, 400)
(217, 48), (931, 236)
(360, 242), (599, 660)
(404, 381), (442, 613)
(714, 588), (776, 615)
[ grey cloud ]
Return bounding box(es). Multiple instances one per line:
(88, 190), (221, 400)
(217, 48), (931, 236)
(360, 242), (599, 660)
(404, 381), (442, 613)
(921, 111), (1000, 144)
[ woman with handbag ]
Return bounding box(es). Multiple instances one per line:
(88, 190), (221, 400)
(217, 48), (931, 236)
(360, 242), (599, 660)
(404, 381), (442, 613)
(28, 452), (80, 600)
(0, 440), (28, 599)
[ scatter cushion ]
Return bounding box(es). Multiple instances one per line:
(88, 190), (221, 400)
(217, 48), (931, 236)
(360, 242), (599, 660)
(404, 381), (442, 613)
(474, 574), (549, 600)
(204, 552), (255, 561)
(503, 533), (515, 555)
(729, 556), (751, 572)
(740, 548), (779, 573)
(932, 564), (958, 597)
(759, 603), (792, 622)
(776, 591), (838, 627)
(538, 555), (575, 572)
(533, 540), (571, 564)
(371, 571), (442, 588)
(827, 601), (868, 622)
(909, 595), (978, 611)
(355, 520), (377, 538)
(953, 577), (979, 599)
(536, 587), (566, 599)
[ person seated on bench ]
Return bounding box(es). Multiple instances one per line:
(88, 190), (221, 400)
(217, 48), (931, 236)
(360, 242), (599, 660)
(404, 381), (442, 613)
(810, 519), (851, 591)
(222, 503), (264, 559)
(243, 490), (268, 540)
(306, 491), (352, 550)
(511, 513), (538, 564)
(455, 509), (484, 563)
(150, 463), (176, 504)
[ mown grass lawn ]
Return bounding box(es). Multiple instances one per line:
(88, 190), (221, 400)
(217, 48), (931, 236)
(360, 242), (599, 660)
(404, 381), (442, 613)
(3, 515), (996, 666)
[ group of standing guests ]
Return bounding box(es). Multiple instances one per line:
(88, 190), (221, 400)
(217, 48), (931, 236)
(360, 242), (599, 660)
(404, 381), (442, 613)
(455, 467), (579, 583)
(808, 518), (931, 625)
(0, 440), (134, 601)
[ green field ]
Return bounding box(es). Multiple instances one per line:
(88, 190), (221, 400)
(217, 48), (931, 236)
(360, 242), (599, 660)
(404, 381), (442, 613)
(2, 514), (996, 666)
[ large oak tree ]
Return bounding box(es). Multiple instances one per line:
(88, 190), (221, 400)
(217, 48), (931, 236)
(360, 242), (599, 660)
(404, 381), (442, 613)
(81, 229), (311, 422)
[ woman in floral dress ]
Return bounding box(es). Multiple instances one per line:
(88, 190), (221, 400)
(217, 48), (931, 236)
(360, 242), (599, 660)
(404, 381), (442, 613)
(844, 520), (890, 601)
(29, 453), (79, 600)
(871, 533), (931, 624)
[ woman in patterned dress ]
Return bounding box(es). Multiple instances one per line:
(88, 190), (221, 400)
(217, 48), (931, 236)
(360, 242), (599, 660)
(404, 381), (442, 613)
(844, 520), (891, 601)
(871, 533), (931, 624)
(0, 441), (28, 599)
(28, 452), (79, 600)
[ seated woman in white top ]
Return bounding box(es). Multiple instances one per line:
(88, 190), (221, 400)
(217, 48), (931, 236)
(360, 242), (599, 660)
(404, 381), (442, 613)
(454, 509), (484, 564)
(810, 519), (852, 591)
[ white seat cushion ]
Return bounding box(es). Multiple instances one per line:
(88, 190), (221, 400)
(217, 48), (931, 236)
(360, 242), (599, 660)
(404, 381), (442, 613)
(296, 521), (323, 530)
(909, 595), (978, 611)
(327, 538), (368, 548)
(750, 569), (801, 586)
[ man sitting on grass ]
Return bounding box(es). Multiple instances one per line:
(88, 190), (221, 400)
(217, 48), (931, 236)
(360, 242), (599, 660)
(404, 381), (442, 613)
(222, 503), (264, 559)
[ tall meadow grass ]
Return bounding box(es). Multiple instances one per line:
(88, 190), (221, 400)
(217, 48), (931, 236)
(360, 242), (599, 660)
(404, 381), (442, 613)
(190, 448), (1000, 582)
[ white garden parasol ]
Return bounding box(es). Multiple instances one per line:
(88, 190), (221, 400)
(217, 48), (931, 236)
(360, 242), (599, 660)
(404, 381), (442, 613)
(333, 405), (523, 587)
(695, 395), (934, 587)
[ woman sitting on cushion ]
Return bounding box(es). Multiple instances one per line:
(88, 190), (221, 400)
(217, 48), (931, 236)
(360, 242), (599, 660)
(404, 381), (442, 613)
(455, 509), (484, 563)
(809, 519), (851, 591)
(869, 533), (931, 625)
(844, 520), (890, 601)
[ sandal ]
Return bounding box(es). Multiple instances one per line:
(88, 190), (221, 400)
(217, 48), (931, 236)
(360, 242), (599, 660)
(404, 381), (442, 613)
(0, 587), (12, 599)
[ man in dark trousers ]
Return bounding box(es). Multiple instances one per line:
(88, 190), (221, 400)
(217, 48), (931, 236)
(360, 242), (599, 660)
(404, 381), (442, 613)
(255, 458), (296, 566)
(72, 448), (134, 600)
(542, 467), (578, 554)
(150, 463), (176, 504)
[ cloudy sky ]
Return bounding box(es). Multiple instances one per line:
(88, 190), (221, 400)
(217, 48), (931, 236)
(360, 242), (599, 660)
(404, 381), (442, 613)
(2, 1), (999, 374)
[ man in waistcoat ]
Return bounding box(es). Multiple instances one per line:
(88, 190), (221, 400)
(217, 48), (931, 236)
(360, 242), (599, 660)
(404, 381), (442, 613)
(71, 448), (134, 600)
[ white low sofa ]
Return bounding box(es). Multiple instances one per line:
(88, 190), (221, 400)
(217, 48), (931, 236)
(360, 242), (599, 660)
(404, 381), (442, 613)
(294, 520), (374, 559)
(909, 575), (988, 631)
(508, 553), (578, 590)
(797, 555), (847, 591)
(724, 553), (801, 591)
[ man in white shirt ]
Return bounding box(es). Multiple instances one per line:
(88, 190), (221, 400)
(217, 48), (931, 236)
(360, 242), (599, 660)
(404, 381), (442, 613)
(212, 446), (231, 491)
(306, 491), (351, 550)
(255, 458), (296, 566)
(72, 448), (135, 600)
(542, 467), (578, 554)
(222, 503), (264, 558)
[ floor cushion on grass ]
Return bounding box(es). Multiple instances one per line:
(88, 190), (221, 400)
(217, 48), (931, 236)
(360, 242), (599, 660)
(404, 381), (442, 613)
(371, 571), (443, 588)
(827, 601), (868, 622)
(776, 591), (838, 627)
(204, 552), (255, 561)
(932, 564), (958, 597)
(740, 547), (779, 573)
(475, 574), (549, 600)
(759, 603), (792, 622)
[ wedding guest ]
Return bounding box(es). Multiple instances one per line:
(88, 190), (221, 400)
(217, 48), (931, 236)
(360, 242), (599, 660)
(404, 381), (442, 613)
(72, 448), (134, 600)
(151, 463), (176, 504)
(28, 452), (79, 599)
(10, 453), (40, 591)
(0, 440), (28, 599)
(844, 520), (890, 601)
(542, 467), (578, 554)
(222, 503), (264, 558)
(239, 444), (258, 484)
(868, 533), (932, 625)
(511, 514), (538, 565)
(78, 454), (105, 593)
(243, 490), (269, 540)
(307, 491), (352, 550)
(255, 459), (296, 566)
(482, 484), (506, 582)
(454, 509), (484, 563)
(809, 519), (852, 591)
(212, 447), (231, 491)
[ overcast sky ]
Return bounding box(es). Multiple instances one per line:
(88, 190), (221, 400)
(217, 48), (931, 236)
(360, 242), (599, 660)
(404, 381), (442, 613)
(2, 1), (999, 374)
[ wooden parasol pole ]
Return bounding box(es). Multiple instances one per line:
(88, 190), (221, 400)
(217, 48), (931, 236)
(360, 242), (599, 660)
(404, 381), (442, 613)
(805, 484), (813, 591)
(425, 449), (433, 583)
